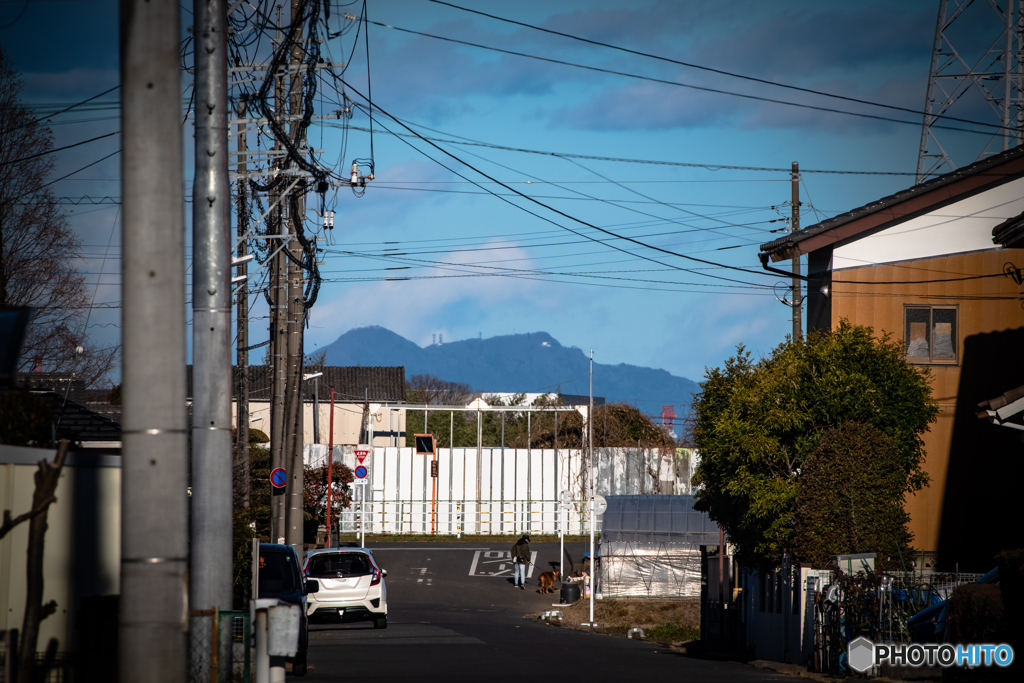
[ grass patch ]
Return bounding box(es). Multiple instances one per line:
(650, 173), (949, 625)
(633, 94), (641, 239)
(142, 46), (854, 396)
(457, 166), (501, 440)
(645, 623), (700, 644)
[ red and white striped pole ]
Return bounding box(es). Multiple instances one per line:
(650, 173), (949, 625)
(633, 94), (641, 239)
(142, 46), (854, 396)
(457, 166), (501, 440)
(326, 387), (335, 547)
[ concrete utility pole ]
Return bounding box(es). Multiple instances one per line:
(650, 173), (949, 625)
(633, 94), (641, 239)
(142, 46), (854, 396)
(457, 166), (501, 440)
(120, 0), (188, 679)
(191, 0), (233, 613)
(269, 5), (287, 544)
(284, 0), (307, 555)
(790, 162), (802, 341)
(235, 98), (251, 508)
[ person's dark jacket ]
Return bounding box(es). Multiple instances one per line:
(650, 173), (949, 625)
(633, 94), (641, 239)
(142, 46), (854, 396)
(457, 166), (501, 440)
(511, 536), (530, 563)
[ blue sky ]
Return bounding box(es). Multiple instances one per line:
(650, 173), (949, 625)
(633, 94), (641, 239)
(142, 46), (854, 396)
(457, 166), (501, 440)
(1, 0), (1009, 391)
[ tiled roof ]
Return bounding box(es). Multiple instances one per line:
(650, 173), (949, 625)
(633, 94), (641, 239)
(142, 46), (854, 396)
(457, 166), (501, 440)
(15, 373), (86, 405)
(35, 392), (121, 442)
(760, 144), (1024, 261)
(187, 365), (406, 403)
(991, 210), (1024, 248)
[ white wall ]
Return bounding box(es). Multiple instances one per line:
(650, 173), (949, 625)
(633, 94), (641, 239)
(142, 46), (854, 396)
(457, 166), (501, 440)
(0, 446), (120, 652)
(832, 176), (1024, 270)
(303, 446), (685, 535)
(236, 401), (406, 449)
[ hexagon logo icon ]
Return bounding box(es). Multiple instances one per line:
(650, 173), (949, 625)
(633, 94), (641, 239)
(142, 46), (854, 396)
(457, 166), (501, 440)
(848, 636), (875, 673)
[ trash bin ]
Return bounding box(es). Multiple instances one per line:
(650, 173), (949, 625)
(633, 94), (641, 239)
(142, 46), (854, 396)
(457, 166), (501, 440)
(560, 582), (581, 605)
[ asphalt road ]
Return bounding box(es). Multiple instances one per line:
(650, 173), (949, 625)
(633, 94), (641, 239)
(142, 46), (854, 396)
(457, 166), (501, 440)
(302, 542), (799, 682)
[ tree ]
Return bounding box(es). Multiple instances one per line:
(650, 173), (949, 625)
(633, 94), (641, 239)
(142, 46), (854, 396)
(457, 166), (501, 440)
(795, 422), (914, 571)
(0, 48), (116, 387)
(689, 321), (937, 569)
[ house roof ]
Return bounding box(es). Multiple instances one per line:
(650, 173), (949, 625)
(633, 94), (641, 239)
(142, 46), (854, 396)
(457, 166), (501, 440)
(977, 384), (1024, 413)
(187, 365), (406, 403)
(991, 210), (1024, 248)
(759, 144), (1024, 262)
(15, 373), (87, 405)
(29, 391), (121, 442)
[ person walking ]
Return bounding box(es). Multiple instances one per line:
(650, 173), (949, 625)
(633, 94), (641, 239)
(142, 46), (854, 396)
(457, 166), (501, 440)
(511, 534), (530, 589)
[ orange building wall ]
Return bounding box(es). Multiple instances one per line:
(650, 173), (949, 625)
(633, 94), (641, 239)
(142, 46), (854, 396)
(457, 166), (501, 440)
(828, 248), (1024, 557)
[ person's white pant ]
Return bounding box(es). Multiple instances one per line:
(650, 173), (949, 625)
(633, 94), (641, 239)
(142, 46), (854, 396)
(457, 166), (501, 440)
(513, 562), (527, 585)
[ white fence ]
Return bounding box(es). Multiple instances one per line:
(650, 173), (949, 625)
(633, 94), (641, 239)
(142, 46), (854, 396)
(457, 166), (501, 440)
(304, 445), (689, 535)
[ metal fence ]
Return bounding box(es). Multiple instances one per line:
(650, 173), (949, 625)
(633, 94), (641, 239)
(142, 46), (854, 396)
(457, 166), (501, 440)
(186, 610), (250, 683)
(0, 631), (75, 683)
(336, 497), (599, 535)
(810, 570), (984, 675)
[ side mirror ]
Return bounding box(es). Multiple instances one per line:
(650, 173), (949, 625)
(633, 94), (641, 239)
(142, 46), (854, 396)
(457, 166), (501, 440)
(304, 579), (320, 595)
(382, 569), (388, 577)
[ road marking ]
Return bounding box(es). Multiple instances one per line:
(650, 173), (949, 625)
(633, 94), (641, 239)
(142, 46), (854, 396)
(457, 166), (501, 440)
(468, 550), (538, 578)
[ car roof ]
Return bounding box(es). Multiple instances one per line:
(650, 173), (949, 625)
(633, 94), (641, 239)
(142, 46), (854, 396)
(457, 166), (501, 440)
(303, 547), (374, 560)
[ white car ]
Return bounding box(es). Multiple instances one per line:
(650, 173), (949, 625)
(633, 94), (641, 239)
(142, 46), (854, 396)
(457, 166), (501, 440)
(302, 547), (388, 629)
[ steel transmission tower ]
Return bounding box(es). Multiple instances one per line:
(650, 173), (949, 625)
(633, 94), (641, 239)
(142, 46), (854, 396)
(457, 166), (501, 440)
(918, 0), (1024, 182)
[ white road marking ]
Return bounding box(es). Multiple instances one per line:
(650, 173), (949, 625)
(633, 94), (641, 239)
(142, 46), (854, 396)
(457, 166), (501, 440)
(468, 550), (538, 578)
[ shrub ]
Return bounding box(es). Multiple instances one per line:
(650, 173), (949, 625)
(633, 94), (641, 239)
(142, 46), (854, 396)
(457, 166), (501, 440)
(795, 422), (913, 570)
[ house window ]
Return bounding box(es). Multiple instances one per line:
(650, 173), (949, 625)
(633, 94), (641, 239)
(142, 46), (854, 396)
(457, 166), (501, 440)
(905, 306), (957, 363)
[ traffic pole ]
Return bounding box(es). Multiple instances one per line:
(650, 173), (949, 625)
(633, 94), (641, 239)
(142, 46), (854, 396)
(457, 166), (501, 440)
(327, 388), (334, 547)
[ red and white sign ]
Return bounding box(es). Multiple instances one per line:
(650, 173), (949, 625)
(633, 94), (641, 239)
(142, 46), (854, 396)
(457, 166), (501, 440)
(355, 449), (370, 465)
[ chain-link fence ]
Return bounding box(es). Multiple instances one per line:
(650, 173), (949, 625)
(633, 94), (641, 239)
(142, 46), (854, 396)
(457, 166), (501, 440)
(187, 610), (250, 683)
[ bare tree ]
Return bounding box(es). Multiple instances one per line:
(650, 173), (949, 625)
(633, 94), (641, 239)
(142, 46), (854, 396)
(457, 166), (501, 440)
(0, 48), (116, 387)
(406, 373), (471, 405)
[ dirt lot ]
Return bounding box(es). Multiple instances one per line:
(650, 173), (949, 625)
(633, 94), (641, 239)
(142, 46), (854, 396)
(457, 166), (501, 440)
(531, 597), (701, 645)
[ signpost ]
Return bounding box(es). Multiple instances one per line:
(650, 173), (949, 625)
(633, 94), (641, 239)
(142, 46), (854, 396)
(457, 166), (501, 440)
(354, 446), (370, 547)
(416, 434), (438, 534)
(559, 489), (572, 588)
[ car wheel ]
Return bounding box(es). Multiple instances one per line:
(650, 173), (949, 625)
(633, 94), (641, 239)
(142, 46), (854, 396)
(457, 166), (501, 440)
(291, 653), (308, 677)
(373, 615), (387, 630)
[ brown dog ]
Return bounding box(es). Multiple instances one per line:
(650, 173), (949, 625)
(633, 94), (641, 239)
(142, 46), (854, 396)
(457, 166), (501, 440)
(536, 570), (560, 594)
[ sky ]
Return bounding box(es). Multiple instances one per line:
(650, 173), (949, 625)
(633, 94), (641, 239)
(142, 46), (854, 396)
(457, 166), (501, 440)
(1, 0), (1014, 392)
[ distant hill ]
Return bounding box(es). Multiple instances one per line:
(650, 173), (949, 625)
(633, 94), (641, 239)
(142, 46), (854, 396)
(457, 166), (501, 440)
(320, 326), (699, 419)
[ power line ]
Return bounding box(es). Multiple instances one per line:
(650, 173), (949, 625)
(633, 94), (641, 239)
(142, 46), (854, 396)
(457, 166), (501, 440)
(364, 19), (1002, 139)
(0, 130), (119, 167)
(427, 0), (1007, 134)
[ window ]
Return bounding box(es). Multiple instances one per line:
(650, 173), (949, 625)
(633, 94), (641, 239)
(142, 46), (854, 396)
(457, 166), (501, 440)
(905, 306), (957, 363)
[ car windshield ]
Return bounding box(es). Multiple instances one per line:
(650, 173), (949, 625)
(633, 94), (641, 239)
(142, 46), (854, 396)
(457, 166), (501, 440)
(308, 553), (371, 578)
(259, 549), (300, 593)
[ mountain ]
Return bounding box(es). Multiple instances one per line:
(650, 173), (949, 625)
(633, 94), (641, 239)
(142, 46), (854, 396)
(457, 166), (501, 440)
(320, 326), (700, 418)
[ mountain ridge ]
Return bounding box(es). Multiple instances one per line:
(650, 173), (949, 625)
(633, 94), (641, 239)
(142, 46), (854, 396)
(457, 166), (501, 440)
(320, 326), (699, 418)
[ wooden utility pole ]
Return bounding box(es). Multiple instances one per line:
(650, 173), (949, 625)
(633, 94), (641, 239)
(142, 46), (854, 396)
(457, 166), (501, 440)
(791, 162), (802, 341)
(235, 98), (251, 508)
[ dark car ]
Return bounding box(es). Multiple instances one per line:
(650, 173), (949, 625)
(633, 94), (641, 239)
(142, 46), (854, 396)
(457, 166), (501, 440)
(258, 543), (319, 676)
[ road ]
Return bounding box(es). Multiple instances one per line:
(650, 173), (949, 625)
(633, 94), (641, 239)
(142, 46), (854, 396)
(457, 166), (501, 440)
(301, 542), (799, 682)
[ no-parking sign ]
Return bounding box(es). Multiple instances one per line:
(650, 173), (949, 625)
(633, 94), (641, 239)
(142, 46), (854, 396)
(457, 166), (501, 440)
(270, 467), (287, 489)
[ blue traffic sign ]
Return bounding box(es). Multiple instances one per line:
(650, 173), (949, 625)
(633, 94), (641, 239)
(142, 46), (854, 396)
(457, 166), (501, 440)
(354, 465), (367, 479)
(270, 467), (287, 488)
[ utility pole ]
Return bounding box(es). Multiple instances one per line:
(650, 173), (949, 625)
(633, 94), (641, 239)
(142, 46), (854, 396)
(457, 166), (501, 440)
(588, 349), (595, 627)
(269, 4), (287, 544)
(284, 0), (307, 555)
(235, 97), (250, 508)
(120, 0), (187, 679)
(191, 0), (233, 613)
(790, 162), (802, 342)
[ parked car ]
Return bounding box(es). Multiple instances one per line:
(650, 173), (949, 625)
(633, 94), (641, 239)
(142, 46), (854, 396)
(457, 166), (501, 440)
(302, 547), (388, 629)
(258, 543), (319, 676)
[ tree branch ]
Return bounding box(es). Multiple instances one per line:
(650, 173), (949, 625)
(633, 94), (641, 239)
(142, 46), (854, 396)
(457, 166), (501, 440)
(0, 495), (56, 541)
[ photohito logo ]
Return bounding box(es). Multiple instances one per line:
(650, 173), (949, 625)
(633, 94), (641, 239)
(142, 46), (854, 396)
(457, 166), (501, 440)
(847, 637), (1015, 672)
